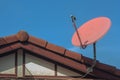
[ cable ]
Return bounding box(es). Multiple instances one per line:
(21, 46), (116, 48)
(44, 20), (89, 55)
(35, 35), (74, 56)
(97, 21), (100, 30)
(81, 43), (96, 78)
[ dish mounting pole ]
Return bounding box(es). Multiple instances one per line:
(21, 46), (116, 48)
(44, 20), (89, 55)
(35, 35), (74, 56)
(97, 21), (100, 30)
(93, 43), (96, 62)
(71, 15), (97, 77)
(71, 15), (86, 49)
(82, 42), (97, 78)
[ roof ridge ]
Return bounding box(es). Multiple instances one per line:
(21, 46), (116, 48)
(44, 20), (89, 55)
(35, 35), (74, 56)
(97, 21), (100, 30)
(0, 30), (29, 46)
(0, 30), (120, 79)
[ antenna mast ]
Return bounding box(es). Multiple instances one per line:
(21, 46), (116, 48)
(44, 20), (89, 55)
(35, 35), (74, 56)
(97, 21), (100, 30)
(71, 15), (86, 49)
(71, 16), (111, 78)
(71, 15), (97, 78)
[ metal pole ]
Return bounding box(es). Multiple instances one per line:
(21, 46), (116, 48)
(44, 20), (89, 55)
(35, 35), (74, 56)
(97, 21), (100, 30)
(71, 15), (85, 49)
(93, 43), (96, 62)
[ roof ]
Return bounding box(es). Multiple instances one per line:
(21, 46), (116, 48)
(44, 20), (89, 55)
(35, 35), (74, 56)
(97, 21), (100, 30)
(0, 30), (120, 80)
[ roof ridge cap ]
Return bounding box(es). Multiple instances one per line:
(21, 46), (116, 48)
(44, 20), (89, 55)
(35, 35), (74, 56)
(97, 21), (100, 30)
(16, 30), (29, 42)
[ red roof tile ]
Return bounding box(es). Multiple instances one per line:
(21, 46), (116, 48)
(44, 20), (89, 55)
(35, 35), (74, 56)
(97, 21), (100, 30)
(16, 30), (29, 42)
(0, 43), (21, 54)
(65, 50), (83, 61)
(0, 31), (120, 80)
(96, 62), (116, 73)
(28, 36), (47, 47)
(0, 38), (6, 46)
(46, 42), (66, 55)
(115, 69), (120, 76)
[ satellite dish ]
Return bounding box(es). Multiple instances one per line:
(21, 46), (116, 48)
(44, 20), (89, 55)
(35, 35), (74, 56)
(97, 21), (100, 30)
(70, 16), (111, 77)
(72, 17), (111, 47)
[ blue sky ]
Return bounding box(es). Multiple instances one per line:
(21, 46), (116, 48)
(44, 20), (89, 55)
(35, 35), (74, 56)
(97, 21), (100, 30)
(0, 0), (120, 68)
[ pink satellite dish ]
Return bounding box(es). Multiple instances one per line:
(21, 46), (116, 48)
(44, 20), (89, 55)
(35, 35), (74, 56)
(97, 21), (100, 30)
(70, 16), (111, 77)
(72, 17), (111, 47)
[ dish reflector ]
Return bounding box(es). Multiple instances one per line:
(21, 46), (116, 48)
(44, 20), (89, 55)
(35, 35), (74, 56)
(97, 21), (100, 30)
(72, 17), (111, 47)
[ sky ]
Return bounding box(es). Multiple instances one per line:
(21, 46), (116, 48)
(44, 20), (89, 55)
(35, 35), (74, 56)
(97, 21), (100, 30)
(0, 0), (120, 68)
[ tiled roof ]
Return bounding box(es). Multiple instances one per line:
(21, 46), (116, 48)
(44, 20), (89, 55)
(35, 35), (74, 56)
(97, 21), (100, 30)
(0, 31), (120, 80)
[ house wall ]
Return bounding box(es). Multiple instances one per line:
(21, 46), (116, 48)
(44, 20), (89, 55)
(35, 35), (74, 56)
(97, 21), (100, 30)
(17, 49), (23, 77)
(25, 53), (55, 76)
(57, 66), (81, 76)
(0, 49), (81, 78)
(0, 53), (15, 74)
(24, 52), (81, 77)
